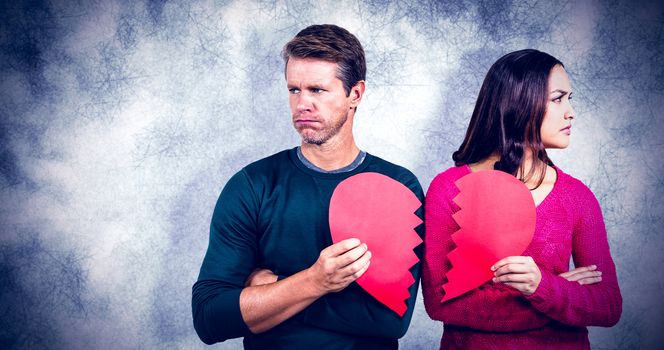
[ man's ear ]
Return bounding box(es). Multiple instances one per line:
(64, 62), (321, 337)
(349, 80), (365, 109)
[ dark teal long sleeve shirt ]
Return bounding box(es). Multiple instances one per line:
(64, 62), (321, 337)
(192, 148), (424, 349)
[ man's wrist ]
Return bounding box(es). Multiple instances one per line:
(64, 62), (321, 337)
(300, 266), (328, 299)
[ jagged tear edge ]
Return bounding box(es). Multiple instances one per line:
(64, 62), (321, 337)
(441, 188), (467, 302)
(392, 211), (423, 316)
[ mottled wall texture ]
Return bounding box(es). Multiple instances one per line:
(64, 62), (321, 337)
(1, 0), (662, 349)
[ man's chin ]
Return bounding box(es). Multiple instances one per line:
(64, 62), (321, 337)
(301, 137), (326, 146)
(297, 130), (325, 145)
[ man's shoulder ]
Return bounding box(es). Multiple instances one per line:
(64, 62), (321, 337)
(365, 153), (422, 192)
(242, 148), (295, 175)
(366, 154), (413, 175)
(224, 148), (296, 192)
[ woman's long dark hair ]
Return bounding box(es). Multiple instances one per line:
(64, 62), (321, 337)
(452, 49), (563, 188)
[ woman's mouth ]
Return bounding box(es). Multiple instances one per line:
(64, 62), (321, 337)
(560, 125), (572, 135)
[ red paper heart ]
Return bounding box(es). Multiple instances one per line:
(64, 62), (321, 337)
(329, 172), (422, 316)
(442, 170), (536, 302)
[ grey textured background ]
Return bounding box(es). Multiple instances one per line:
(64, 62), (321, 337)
(1, 0), (663, 349)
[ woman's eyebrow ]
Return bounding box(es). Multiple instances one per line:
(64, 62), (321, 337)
(550, 89), (569, 95)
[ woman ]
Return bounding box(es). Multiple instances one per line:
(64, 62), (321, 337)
(422, 49), (622, 349)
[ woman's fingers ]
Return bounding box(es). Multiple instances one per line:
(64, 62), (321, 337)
(559, 265), (597, 279)
(576, 275), (602, 285)
(491, 256), (541, 296)
(558, 265), (603, 285)
(491, 256), (531, 271)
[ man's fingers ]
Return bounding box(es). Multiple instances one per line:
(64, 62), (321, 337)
(323, 238), (362, 258)
(336, 243), (368, 268)
(349, 259), (371, 281)
(339, 250), (372, 279)
(323, 251), (371, 291)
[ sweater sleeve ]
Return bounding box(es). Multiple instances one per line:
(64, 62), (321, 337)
(526, 181), (622, 327)
(422, 170), (551, 332)
(299, 172), (425, 339)
(191, 170), (258, 344)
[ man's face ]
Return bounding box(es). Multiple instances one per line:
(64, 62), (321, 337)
(286, 58), (354, 146)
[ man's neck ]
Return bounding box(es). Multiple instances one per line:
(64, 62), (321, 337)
(300, 138), (361, 171)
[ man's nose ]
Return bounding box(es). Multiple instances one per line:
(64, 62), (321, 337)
(296, 92), (313, 112)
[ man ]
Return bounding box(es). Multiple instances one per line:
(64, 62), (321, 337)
(192, 24), (424, 349)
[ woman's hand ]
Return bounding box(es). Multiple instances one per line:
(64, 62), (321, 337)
(491, 256), (541, 296)
(559, 265), (602, 285)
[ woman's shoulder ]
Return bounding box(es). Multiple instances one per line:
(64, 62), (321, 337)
(428, 165), (470, 192)
(552, 167), (608, 228)
(434, 164), (470, 182)
(555, 167), (592, 191)
(554, 167), (600, 205)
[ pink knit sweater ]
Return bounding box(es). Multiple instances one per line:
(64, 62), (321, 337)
(422, 165), (622, 349)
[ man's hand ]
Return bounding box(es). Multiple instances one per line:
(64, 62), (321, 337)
(491, 256), (542, 296)
(559, 265), (602, 285)
(246, 269), (279, 287)
(239, 238), (372, 334)
(307, 238), (371, 295)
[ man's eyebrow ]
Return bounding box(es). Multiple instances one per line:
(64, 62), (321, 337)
(288, 82), (326, 90)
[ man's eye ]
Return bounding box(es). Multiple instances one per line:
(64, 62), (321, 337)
(289, 88), (300, 94)
(311, 88), (322, 93)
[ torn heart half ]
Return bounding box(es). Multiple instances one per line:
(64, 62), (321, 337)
(329, 172), (422, 316)
(442, 170), (536, 302)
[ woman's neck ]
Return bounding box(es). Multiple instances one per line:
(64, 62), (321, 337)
(468, 152), (500, 172)
(469, 151), (552, 189)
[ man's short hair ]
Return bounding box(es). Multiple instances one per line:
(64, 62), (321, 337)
(282, 24), (366, 96)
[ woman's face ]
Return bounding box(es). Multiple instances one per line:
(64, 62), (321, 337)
(541, 65), (575, 149)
